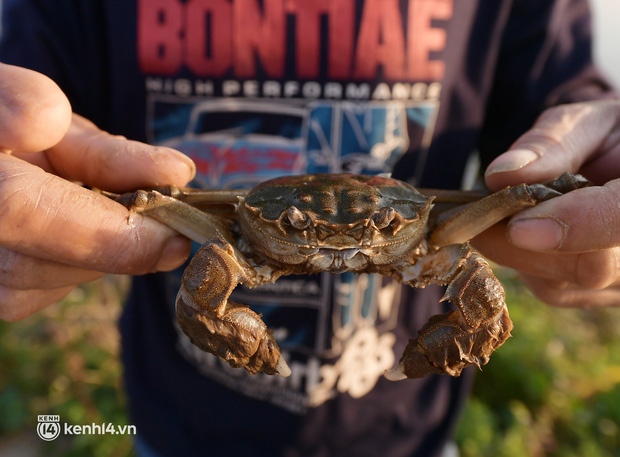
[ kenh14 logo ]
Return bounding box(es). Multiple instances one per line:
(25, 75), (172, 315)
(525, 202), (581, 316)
(36, 415), (137, 440)
(37, 415), (61, 441)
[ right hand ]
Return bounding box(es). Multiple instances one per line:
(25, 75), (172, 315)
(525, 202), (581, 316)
(0, 63), (196, 321)
(474, 100), (620, 309)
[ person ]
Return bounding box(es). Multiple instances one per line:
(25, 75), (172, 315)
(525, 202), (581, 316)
(0, 1), (618, 456)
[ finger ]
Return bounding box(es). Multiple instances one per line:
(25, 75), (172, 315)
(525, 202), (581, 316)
(0, 285), (76, 321)
(0, 63), (72, 152)
(12, 151), (55, 172)
(45, 114), (196, 192)
(520, 274), (620, 309)
(472, 223), (620, 289)
(484, 100), (620, 190)
(506, 179), (620, 252)
(0, 246), (105, 290)
(0, 154), (191, 273)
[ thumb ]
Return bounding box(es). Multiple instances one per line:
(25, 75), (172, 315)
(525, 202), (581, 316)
(484, 100), (620, 191)
(0, 63), (72, 152)
(506, 179), (620, 252)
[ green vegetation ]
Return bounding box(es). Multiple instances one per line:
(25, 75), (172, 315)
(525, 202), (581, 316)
(1, 271), (619, 456)
(0, 277), (134, 457)
(458, 268), (620, 457)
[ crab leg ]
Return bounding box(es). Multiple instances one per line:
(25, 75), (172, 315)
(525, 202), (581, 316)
(429, 173), (591, 247)
(386, 244), (513, 379)
(109, 189), (234, 244)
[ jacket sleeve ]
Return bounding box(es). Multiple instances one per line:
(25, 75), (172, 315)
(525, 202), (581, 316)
(0, 0), (111, 128)
(477, 0), (617, 169)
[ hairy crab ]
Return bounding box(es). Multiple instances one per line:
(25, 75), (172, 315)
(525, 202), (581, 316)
(105, 173), (590, 380)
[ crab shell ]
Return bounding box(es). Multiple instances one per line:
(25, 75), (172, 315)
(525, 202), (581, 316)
(237, 174), (434, 273)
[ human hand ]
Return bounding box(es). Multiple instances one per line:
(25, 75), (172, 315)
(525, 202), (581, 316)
(473, 99), (620, 308)
(0, 63), (196, 320)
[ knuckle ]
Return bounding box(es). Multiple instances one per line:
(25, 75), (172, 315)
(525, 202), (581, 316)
(0, 308), (29, 322)
(0, 67), (71, 151)
(107, 236), (162, 275)
(0, 247), (102, 290)
(0, 158), (55, 245)
(0, 249), (26, 289)
(574, 250), (619, 289)
(0, 309), (21, 322)
(0, 289), (31, 321)
(0, 286), (73, 321)
(0, 248), (51, 290)
(529, 282), (578, 308)
(521, 274), (578, 308)
(539, 292), (576, 308)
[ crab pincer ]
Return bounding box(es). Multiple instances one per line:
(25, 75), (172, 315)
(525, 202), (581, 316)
(386, 245), (513, 380)
(175, 236), (291, 377)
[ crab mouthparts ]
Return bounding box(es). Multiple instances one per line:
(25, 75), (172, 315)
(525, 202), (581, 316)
(308, 247), (367, 272)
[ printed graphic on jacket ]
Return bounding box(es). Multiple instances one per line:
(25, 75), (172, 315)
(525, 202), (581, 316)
(139, 0), (452, 413)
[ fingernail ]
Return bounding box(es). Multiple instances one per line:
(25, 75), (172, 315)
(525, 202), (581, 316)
(154, 236), (191, 271)
(508, 217), (566, 251)
(485, 149), (540, 177)
(171, 149), (197, 178)
(157, 147), (196, 179)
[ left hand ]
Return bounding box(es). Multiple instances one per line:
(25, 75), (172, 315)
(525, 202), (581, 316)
(472, 99), (620, 308)
(0, 63), (195, 321)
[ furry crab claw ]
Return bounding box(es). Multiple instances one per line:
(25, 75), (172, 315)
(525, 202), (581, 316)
(175, 237), (292, 377)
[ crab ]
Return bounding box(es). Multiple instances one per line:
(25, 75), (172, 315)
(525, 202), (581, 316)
(105, 172), (590, 380)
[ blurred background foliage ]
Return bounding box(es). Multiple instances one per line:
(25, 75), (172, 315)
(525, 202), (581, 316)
(1, 270), (619, 456)
(458, 268), (620, 457)
(0, 276), (134, 457)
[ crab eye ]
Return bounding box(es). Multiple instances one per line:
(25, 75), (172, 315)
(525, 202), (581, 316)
(372, 207), (396, 229)
(287, 206), (310, 230)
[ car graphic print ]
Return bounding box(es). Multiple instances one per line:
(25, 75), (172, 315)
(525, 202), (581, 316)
(154, 97), (437, 189)
(159, 99), (309, 189)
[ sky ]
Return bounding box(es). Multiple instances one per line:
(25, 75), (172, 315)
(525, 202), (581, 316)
(591, 0), (620, 89)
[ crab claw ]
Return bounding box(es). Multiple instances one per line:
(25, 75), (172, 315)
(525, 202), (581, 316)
(177, 288), (291, 377)
(386, 249), (513, 380)
(176, 239), (291, 377)
(385, 307), (512, 379)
